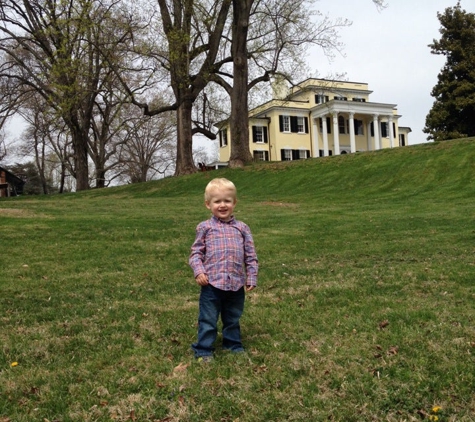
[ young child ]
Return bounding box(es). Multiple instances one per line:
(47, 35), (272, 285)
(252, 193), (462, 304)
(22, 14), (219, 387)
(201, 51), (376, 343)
(189, 178), (258, 360)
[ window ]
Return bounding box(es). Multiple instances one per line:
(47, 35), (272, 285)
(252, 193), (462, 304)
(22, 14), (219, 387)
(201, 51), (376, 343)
(381, 122), (388, 138)
(297, 117), (305, 133)
(315, 94), (329, 104)
(219, 129), (228, 147)
(279, 115), (290, 132)
(338, 116), (346, 134)
(352, 98), (366, 102)
(252, 126), (268, 143)
(334, 96), (347, 101)
(281, 149), (310, 161)
(281, 149), (292, 161)
(354, 119), (364, 135)
(253, 150), (269, 161)
(279, 116), (308, 133)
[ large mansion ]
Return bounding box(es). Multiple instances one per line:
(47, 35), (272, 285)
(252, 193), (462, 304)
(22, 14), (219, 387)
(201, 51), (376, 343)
(216, 78), (412, 162)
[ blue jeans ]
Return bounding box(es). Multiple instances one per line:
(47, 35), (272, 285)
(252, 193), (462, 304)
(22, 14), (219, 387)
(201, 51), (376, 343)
(192, 284), (245, 357)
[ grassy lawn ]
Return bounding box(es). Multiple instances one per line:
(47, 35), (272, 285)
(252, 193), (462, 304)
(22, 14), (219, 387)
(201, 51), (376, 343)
(1, 139), (475, 421)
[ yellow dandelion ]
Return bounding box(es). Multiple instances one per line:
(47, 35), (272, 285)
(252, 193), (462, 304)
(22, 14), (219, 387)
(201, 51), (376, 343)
(429, 416), (439, 422)
(432, 406), (442, 413)
(10, 362), (18, 367)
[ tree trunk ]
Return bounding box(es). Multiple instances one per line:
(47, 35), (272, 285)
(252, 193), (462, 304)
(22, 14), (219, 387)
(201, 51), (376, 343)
(229, 0), (254, 168)
(70, 128), (90, 191)
(59, 162), (66, 194)
(174, 99), (197, 175)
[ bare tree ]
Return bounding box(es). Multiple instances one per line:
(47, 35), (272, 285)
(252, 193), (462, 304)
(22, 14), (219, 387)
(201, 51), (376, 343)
(111, 105), (177, 184)
(120, 0), (232, 176)
(18, 95), (75, 193)
(0, 0), (143, 190)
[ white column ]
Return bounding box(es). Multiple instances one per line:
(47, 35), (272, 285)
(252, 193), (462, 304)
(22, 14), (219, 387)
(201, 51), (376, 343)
(373, 114), (381, 150)
(312, 118), (319, 157)
(322, 117), (329, 156)
(332, 112), (340, 155)
(366, 120), (372, 150)
(388, 116), (394, 148)
(349, 112), (356, 153)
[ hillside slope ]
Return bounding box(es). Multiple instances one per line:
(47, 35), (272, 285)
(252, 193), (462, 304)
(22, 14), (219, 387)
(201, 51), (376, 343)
(77, 137), (475, 203)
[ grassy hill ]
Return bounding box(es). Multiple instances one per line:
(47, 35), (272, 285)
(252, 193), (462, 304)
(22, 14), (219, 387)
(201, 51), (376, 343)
(1, 138), (475, 421)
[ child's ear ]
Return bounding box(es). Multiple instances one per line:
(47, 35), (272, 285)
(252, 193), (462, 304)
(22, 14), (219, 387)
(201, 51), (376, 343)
(205, 201), (211, 210)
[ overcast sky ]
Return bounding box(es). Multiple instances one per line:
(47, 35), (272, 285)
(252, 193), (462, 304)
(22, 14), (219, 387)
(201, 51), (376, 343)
(310, 0), (475, 145)
(4, 1), (474, 153)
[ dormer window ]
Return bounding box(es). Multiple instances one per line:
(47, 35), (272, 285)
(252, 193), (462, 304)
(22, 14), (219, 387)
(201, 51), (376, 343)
(315, 94), (329, 104)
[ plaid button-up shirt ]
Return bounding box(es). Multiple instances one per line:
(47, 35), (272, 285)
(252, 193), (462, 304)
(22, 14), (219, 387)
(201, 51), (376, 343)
(189, 215), (258, 291)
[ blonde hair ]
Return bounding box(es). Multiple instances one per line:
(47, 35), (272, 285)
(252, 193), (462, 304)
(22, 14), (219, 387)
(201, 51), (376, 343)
(204, 178), (237, 202)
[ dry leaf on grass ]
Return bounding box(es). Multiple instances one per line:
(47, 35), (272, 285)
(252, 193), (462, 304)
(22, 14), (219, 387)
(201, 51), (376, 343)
(387, 346), (398, 355)
(173, 362), (189, 373)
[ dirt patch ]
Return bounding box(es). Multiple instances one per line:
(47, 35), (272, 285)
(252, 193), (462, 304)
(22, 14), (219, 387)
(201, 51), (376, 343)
(0, 208), (34, 218)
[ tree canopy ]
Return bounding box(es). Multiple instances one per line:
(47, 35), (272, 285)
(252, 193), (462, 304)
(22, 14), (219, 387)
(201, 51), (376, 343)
(424, 2), (475, 142)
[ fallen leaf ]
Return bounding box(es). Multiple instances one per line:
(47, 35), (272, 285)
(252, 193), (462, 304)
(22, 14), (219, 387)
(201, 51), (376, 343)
(173, 362), (189, 373)
(379, 320), (389, 329)
(387, 346), (398, 355)
(253, 364), (268, 373)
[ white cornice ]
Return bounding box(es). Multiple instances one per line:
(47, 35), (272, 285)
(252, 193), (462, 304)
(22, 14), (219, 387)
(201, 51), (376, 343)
(310, 100), (398, 118)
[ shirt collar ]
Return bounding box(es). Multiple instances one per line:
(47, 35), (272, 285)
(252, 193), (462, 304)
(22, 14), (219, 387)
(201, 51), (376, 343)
(211, 215), (236, 224)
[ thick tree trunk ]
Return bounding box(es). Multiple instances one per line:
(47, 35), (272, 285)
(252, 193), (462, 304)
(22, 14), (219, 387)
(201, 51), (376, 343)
(74, 141), (90, 191)
(70, 129), (90, 191)
(229, 0), (254, 168)
(174, 99), (197, 175)
(95, 169), (106, 188)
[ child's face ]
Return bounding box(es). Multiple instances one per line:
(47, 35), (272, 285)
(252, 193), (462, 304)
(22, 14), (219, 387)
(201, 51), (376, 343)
(205, 188), (237, 222)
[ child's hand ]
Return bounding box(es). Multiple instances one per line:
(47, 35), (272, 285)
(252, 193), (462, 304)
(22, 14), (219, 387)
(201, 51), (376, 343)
(246, 285), (255, 292)
(195, 273), (209, 286)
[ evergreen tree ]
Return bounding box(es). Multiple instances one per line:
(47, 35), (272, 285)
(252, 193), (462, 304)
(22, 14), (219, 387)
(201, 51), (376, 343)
(424, 2), (475, 142)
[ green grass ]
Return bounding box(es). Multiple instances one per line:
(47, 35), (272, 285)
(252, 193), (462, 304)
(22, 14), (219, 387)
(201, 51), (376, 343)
(1, 138), (475, 421)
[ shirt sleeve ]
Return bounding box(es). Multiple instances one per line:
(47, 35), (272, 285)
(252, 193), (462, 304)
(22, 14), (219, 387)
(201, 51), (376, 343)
(189, 223), (207, 278)
(242, 224), (258, 286)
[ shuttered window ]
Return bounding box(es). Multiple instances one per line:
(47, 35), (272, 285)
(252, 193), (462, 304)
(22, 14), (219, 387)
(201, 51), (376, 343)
(253, 150), (269, 161)
(280, 116), (309, 133)
(252, 126), (268, 143)
(281, 149), (310, 161)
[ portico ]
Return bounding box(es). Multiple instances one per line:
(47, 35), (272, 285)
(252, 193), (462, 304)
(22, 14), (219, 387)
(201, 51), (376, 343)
(310, 100), (400, 157)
